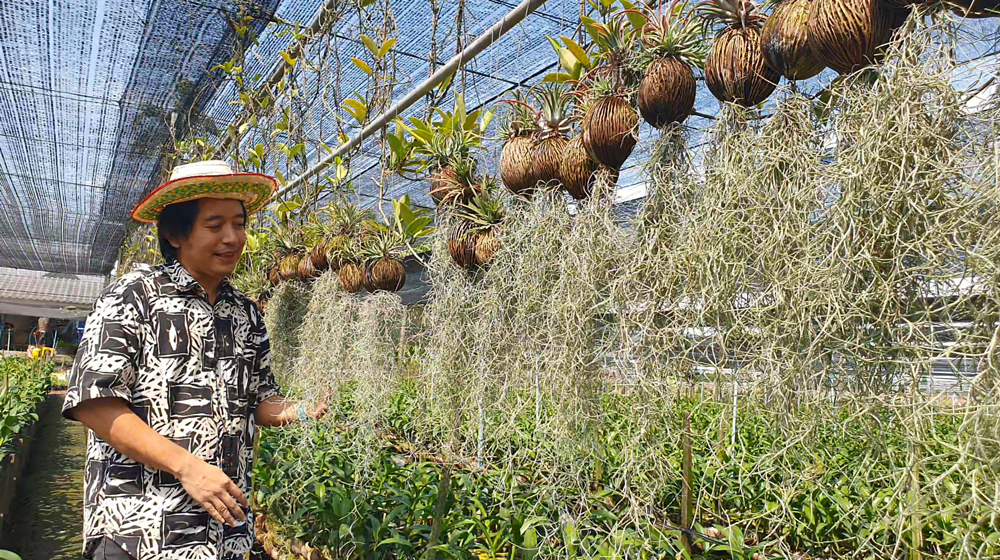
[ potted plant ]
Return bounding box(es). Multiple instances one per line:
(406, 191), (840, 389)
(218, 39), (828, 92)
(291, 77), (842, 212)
(578, 16), (641, 170)
(630, 0), (709, 127)
(453, 178), (506, 269)
(698, 0), (780, 106)
(498, 91), (539, 196)
(400, 95), (493, 207)
(760, 0), (825, 81)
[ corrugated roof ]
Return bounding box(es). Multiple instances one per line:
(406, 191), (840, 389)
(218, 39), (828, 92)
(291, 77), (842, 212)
(0, 267), (106, 307)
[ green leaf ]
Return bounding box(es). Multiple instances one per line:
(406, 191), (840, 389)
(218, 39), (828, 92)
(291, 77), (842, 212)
(279, 50), (297, 68)
(624, 8), (647, 33)
(376, 536), (413, 548)
(277, 199), (301, 214)
(455, 94), (467, 126)
(386, 133), (405, 159)
(560, 36), (592, 70)
(435, 69), (456, 93)
(480, 109), (494, 132)
(0, 550), (23, 560)
(360, 34), (378, 56)
(581, 16), (603, 45)
(350, 57), (374, 76)
(543, 72), (573, 83)
(343, 98), (368, 124)
(378, 38), (397, 58)
(466, 108), (482, 128)
(556, 47), (580, 75)
(520, 516), (548, 534)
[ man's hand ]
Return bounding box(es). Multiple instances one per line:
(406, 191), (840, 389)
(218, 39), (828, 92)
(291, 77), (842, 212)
(71, 398), (249, 527)
(255, 390), (331, 426)
(177, 456), (248, 527)
(307, 391), (330, 420)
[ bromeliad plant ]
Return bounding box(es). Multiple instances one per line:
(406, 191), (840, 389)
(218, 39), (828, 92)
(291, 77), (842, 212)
(698, 0), (780, 106)
(528, 84), (575, 190)
(450, 177), (506, 269)
(429, 153), (480, 205)
(274, 228), (306, 283)
(324, 201), (376, 271)
(334, 236), (367, 294)
(334, 196), (434, 293)
(399, 95), (493, 207)
(806, 0), (905, 74)
(760, 0), (826, 80)
(580, 75), (640, 171)
(577, 16), (641, 171)
(362, 226), (407, 292)
(498, 91), (539, 196)
(630, 0), (709, 128)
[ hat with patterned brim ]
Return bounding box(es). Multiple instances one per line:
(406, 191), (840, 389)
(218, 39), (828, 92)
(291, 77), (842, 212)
(132, 160), (277, 223)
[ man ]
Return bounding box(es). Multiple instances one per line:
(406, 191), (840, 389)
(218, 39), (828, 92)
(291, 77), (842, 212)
(63, 160), (327, 560)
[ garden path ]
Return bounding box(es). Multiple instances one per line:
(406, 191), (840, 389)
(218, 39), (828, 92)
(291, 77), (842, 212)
(2, 391), (85, 559)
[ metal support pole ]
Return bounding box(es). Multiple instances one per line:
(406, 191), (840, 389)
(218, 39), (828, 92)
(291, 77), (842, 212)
(274, 0), (551, 199)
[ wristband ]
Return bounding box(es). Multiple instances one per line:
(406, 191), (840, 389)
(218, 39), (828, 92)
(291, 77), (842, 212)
(297, 403), (308, 422)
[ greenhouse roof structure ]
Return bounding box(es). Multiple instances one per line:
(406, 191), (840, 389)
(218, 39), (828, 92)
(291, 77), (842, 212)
(0, 266), (105, 319)
(0, 0), (997, 276)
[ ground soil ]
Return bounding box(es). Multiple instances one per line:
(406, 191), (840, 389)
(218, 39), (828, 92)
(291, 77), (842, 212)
(1, 391), (85, 559)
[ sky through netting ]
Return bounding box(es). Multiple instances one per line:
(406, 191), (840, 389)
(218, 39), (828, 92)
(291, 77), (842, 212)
(0, 0), (996, 274)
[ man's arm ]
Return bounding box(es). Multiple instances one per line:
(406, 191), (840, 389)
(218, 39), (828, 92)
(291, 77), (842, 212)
(73, 397), (248, 527)
(254, 394), (328, 427)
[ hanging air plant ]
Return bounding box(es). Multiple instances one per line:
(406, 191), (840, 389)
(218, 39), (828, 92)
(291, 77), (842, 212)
(361, 227), (407, 292)
(454, 178), (506, 268)
(327, 233), (366, 293)
(582, 83), (639, 170)
(270, 231), (304, 283)
(499, 91), (539, 196)
(324, 234), (349, 271)
(428, 156), (479, 206)
(447, 220), (478, 270)
(318, 201), (375, 273)
(278, 253), (301, 281)
(560, 136), (598, 199)
(807, 0), (900, 74)
(297, 254), (320, 281)
(338, 262), (367, 293)
(527, 84), (574, 190)
(580, 17), (641, 170)
(761, 0), (825, 80)
(699, 0), (780, 106)
(631, 0), (709, 128)
(367, 257), (406, 292)
(404, 94), (491, 206)
(309, 240), (329, 271)
(268, 265), (280, 286)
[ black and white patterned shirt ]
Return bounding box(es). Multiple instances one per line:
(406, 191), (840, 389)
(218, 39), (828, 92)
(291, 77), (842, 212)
(63, 260), (281, 560)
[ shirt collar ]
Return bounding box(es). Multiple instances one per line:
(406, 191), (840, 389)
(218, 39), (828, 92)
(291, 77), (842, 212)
(163, 260), (234, 299)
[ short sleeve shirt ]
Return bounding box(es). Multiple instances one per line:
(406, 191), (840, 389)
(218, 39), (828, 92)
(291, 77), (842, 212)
(62, 261), (281, 560)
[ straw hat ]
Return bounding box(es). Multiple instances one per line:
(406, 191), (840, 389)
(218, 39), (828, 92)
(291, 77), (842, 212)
(131, 160), (277, 223)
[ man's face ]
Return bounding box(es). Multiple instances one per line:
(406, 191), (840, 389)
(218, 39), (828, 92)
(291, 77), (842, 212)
(169, 198), (246, 279)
